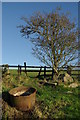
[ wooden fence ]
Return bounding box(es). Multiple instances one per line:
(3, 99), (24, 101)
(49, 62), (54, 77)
(1, 62), (55, 79)
(1, 62), (80, 79)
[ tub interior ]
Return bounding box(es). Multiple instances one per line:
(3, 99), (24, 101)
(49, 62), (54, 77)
(9, 86), (36, 97)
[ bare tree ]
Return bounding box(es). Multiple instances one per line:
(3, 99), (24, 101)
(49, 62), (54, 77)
(18, 9), (78, 78)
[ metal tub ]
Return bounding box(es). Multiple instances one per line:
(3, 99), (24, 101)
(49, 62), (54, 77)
(9, 86), (36, 111)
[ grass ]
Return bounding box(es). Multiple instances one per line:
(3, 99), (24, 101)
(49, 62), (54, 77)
(2, 69), (80, 119)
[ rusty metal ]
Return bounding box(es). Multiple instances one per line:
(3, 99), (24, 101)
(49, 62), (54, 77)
(9, 86), (36, 111)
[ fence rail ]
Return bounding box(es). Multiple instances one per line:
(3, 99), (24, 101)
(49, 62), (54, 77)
(1, 64), (80, 69)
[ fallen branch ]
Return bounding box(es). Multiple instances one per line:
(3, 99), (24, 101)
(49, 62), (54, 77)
(38, 80), (58, 87)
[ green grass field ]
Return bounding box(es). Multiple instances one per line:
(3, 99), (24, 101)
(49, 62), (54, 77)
(2, 69), (80, 119)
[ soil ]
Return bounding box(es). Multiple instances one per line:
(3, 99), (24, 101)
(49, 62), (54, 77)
(2, 98), (42, 119)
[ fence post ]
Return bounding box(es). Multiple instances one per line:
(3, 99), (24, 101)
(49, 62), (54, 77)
(24, 62), (27, 76)
(67, 65), (71, 75)
(38, 66), (42, 77)
(52, 67), (54, 80)
(7, 64), (10, 75)
(44, 66), (46, 80)
(18, 65), (20, 76)
(20, 66), (21, 75)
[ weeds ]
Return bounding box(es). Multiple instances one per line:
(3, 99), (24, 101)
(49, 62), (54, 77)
(2, 70), (80, 119)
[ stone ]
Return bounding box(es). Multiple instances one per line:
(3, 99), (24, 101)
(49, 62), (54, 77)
(68, 83), (79, 88)
(66, 91), (73, 94)
(63, 73), (73, 84)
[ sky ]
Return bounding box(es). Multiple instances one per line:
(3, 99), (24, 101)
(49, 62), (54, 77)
(1, 0), (79, 2)
(2, 2), (78, 66)
(0, 2), (2, 65)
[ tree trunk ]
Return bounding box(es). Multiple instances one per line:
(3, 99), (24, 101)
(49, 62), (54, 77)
(53, 66), (58, 81)
(53, 72), (58, 81)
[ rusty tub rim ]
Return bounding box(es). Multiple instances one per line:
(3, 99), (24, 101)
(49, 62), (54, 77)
(9, 86), (37, 98)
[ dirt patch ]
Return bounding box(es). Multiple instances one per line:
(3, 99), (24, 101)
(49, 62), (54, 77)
(2, 98), (42, 119)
